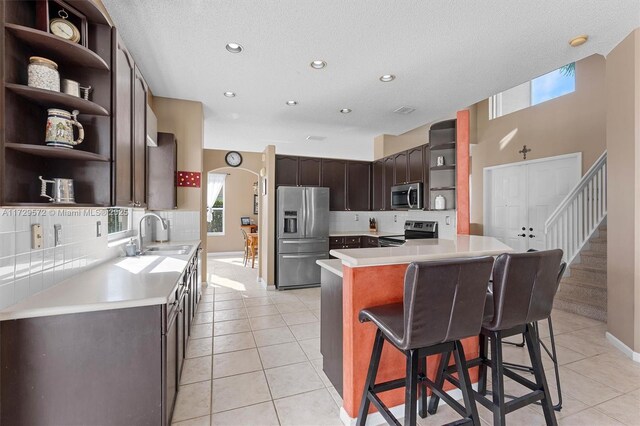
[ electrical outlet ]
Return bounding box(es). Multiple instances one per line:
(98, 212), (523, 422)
(394, 214), (398, 223)
(96, 221), (102, 237)
(354, 214), (359, 222)
(54, 224), (62, 246)
(446, 216), (451, 225)
(31, 224), (43, 249)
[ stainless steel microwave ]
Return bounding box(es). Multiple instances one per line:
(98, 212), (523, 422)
(391, 182), (423, 210)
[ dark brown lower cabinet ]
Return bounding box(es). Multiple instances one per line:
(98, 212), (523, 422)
(0, 251), (201, 426)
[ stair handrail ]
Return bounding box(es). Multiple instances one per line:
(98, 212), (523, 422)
(544, 150), (607, 233)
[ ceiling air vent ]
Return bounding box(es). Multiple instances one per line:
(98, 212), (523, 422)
(306, 136), (326, 141)
(393, 106), (416, 115)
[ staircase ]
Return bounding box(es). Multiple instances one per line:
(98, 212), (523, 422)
(545, 151), (607, 322)
(554, 222), (607, 321)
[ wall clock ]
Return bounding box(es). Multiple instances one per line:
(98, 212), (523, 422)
(225, 151), (242, 167)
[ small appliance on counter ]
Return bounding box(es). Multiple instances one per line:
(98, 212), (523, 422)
(369, 217), (377, 232)
(434, 195), (446, 210)
(390, 182), (423, 210)
(39, 176), (75, 203)
(378, 220), (438, 247)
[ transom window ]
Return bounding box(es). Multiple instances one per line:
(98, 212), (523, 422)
(489, 63), (575, 120)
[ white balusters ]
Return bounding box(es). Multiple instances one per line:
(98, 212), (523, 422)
(545, 151), (607, 264)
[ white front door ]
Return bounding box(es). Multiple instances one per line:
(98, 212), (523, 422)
(484, 154), (581, 252)
(488, 164), (528, 251)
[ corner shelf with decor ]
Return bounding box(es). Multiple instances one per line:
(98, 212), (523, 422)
(1, 0), (113, 206)
(428, 119), (457, 211)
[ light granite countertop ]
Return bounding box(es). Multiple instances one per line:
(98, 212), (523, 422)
(316, 259), (344, 277)
(330, 235), (513, 268)
(0, 241), (201, 321)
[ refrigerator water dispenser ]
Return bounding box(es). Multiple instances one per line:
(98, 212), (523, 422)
(283, 211), (298, 234)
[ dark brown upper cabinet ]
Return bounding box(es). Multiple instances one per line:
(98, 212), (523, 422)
(372, 160), (385, 211)
(147, 133), (177, 210)
(133, 66), (148, 207)
(112, 30), (134, 207)
(407, 146), (424, 183)
(346, 161), (371, 211)
(112, 30), (148, 207)
(298, 157), (322, 186)
(275, 155), (299, 186)
(393, 151), (408, 185)
(383, 156), (395, 210)
(321, 159), (347, 211)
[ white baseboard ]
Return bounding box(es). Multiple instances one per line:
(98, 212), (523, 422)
(257, 277), (275, 290)
(606, 332), (640, 363)
(339, 384), (477, 426)
(207, 251), (244, 257)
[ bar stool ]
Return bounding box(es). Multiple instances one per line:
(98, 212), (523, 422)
(429, 249), (563, 426)
(356, 257), (495, 426)
(501, 249), (567, 411)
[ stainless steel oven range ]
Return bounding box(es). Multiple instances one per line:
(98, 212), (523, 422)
(378, 220), (438, 247)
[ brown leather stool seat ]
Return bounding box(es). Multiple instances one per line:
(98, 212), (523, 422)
(356, 257), (495, 426)
(429, 249), (564, 426)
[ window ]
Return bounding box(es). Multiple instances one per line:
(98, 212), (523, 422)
(107, 208), (132, 239)
(489, 63), (575, 119)
(207, 172), (227, 235)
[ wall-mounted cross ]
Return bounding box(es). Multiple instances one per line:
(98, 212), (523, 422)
(519, 145), (531, 160)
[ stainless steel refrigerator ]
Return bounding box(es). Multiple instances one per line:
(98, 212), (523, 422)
(277, 186), (330, 289)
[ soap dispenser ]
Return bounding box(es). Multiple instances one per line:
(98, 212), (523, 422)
(125, 238), (138, 257)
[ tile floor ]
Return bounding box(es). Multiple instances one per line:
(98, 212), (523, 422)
(172, 256), (640, 426)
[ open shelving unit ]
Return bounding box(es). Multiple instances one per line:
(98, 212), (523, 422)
(1, 0), (113, 206)
(428, 119), (457, 211)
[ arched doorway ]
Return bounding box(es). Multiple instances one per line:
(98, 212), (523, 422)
(206, 167), (260, 259)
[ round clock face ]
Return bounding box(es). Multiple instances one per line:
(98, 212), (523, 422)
(50, 19), (80, 43)
(225, 151), (242, 167)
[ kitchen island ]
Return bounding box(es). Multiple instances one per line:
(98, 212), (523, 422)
(319, 235), (512, 424)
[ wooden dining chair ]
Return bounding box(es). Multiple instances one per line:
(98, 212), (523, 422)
(240, 229), (250, 266)
(248, 234), (259, 268)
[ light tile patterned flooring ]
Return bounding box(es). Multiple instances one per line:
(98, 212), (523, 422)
(172, 256), (640, 426)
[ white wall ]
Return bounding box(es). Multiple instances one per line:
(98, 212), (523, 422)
(330, 210), (457, 240)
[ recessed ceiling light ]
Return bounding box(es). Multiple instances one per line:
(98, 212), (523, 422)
(340, 108), (352, 114)
(569, 35), (588, 47)
(310, 60), (327, 69)
(286, 100), (298, 106)
(379, 74), (396, 82)
(225, 43), (243, 53)
(223, 91), (236, 97)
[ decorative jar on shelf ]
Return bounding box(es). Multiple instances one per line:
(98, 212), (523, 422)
(434, 195), (446, 210)
(28, 56), (60, 92)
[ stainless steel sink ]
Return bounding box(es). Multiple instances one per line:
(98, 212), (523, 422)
(142, 245), (192, 255)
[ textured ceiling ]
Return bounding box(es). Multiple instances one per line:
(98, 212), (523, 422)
(102, 0), (640, 160)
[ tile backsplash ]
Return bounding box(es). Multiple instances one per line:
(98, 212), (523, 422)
(0, 208), (113, 310)
(0, 208), (201, 310)
(330, 210), (457, 240)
